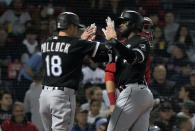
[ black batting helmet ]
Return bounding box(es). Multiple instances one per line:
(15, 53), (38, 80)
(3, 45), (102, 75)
(57, 12), (83, 30)
(118, 10), (144, 32)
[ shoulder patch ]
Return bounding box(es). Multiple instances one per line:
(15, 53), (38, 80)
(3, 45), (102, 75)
(140, 44), (146, 51)
(126, 44), (131, 48)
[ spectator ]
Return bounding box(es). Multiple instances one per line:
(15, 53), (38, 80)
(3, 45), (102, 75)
(177, 101), (195, 130)
(24, 20), (33, 31)
(0, 25), (9, 62)
(1, 101), (38, 131)
(154, 101), (176, 131)
(17, 51), (42, 102)
(39, 18), (57, 40)
(0, 89), (12, 124)
(175, 116), (192, 131)
(163, 11), (179, 44)
(152, 26), (169, 58)
(81, 86), (109, 116)
(149, 108), (161, 131)
(95, 118), (107, 131)
(83, 83), (93, 103)
(0, 25), (21, 63)
(190, 70), (195, 87)
(72, 107), (93, 131)
(0, 0), (31, 35)
(166, 43), (189, 79)
(174, 25), (194, 50)
(31, 3), (54, 34)
(150, 64), (175, 98)
(170, 61), (192, 89)
(82, 58), (105, 85)
(75, 98), (82, 114)
(149, 12), (164, 27)
(88, 99), (102, 124)
(149, 13), (159, 26)
(0, 26), (15, 84)
(20, 29), (39, 63)
(24, 72), (44, 131)
(174, 25), (195, 62)
(178, 85), (195, 103)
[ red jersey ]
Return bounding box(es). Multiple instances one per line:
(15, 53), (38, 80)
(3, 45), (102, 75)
(1, 120), (38, 131)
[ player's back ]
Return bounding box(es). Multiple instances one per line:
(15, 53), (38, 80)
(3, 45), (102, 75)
(41, 36), (95, 90)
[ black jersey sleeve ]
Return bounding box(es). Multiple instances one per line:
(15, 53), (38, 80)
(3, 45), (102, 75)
(92, 44), (114, 63)
(79, 39), (114, 63)
(79, 39), (100, 56)
(109, 38), (150, 64)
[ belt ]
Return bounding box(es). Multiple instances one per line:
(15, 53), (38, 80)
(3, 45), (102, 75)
(138, 80), (147, 85)
(42, 85), (75, 95)
(119, 81), (147, 91)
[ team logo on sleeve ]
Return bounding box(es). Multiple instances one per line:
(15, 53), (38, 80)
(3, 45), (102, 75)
(126, 44), (131, 48)
(140, 44), (146, 51)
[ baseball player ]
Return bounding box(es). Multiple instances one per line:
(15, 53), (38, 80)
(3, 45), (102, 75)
(103, 10), (154, 131)
(39, 12), (115, 131)
(105, 15), (154, 113)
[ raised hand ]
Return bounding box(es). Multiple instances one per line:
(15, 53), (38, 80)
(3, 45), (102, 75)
(88, 23), (97, 41)
(106, 16), (115, 28)
(81, 23), (97, 40)
(102, 17), (117, 40)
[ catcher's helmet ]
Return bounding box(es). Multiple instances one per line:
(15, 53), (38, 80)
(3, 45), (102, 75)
(143, 17), (153, 30)
(57, 12), (83, 30)
(142, 17), (154, 41)
(118, 10), (144, 32)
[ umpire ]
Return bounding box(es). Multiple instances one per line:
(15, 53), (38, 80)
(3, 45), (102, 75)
(39, 12), (115, 131)
(104, 10), (154, 131)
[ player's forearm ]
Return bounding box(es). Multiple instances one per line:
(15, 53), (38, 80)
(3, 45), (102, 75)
(106, 80), (116, 105)
(106, 81), (116, 93)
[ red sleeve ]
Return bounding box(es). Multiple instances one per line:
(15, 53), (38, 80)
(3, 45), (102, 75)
(1, 120), (10, 131)
(34, 126), (38, 131)
(33, 125), (38, 131)
(145, 55), (151, 86)
(105, 40), (125, 82)
(27, 122), (38, 131)
(105, 62), (116, 73)
(105, 62), (116, 82)
(105, 72), (115, 82)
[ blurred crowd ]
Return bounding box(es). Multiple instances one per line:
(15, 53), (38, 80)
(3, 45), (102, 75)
(0, 0), (195, 130)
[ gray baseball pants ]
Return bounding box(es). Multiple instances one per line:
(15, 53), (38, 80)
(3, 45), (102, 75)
(39, 86), (76, 131)
(107, 83), (154, 131)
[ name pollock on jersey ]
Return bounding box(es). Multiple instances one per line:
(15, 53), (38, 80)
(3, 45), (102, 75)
(41, 42), (71, 54)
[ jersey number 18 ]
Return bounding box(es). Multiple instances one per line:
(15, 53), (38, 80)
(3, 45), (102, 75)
(45, 55), (62, 76)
